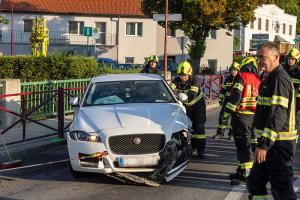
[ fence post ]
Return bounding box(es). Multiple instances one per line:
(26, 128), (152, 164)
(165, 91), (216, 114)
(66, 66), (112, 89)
(22, 95), (26, 141)
(57, 87), (65, 138)
(209, 75), (212, 102)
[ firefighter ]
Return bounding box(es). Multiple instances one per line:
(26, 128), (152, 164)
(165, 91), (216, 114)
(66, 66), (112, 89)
(213, 62), (240, 139)
(283, 48), (300, 136)
(221, 56), (261, 185)
(169, 61), (206, 159)
(247, 42), (297, 200)
(140, 55), (161, 75)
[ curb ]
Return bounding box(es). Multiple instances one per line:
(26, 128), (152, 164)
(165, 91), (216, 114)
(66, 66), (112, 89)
(0, 136), (66, 163)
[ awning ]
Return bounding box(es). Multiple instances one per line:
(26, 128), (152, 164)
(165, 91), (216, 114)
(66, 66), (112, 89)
(274, 35), (289, 43)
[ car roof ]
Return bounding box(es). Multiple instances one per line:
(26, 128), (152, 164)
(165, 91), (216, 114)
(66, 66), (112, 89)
(96, 57), (115, 62)
(91, 73), (164, 83)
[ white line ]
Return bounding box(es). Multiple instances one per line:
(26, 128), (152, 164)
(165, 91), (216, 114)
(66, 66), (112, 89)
(224, 185), (247, 200)
(293, 176), (300, 192)
(0, 159), (69, 172)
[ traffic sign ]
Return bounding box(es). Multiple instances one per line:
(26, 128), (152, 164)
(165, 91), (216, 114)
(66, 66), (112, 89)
(84, 27), (93, 37)
(252, 33), (269, 40)
(153, 14), (182, 22)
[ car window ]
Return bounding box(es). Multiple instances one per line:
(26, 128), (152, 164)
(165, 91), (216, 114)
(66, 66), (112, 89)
(83, 80), (176, 106)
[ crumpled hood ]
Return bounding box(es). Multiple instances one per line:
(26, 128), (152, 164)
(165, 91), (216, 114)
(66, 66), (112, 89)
(72, 103), (191, 134)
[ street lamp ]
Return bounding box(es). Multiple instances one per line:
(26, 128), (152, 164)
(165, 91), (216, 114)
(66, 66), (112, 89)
(10, 0), (14, 55)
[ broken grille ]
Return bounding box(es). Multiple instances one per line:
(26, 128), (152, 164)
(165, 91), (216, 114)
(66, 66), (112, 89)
(108, 134), (165, 155)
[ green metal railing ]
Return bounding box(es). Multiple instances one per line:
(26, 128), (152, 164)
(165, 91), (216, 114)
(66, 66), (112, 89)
(21, 78), (90, 118)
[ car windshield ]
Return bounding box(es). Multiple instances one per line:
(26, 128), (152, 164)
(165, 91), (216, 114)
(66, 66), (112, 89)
(83, 80), (176, 106)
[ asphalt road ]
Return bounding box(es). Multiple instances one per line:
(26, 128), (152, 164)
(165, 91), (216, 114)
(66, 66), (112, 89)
(0, 107), (299, 200)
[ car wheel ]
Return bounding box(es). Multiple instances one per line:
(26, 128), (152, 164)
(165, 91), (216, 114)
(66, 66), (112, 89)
(69, 162), (85, 178)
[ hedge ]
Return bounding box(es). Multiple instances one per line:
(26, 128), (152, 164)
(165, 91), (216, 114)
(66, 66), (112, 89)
(0, 55), (140, 82)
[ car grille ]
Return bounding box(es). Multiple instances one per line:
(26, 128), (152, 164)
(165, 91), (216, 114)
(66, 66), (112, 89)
(109, 134), (165, 155)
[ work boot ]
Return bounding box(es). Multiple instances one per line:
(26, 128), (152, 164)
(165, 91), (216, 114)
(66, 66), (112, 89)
(227, 128), (233, 140)
(213, 128), (225, 139)
(197, 149), (205, 159)
(229, 169), (246, 185)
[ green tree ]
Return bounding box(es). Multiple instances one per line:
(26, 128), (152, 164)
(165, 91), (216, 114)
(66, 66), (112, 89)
(142, 0), (265, 74)
(0, 16), (8, 24)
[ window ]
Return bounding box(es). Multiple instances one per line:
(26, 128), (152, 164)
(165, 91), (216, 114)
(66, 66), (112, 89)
(69, 21), (84, 35)
(208, 59), (217, 73)
(209, 30), (216, 39)
(24, 19), (33, 32)
(289, 25), (293, 35)
(167, 27), (176, 37)
(250, 21), (254, 29)
(283, 23), (286, 34)
(265, 19), (269, 31)
(95, 22), (106, 44)
(126, 22), (143, 36)
(258, 18), (262, 30)
(125, 57), (134, 64)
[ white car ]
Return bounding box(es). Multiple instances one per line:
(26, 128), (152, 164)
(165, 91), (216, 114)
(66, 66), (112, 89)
(67, 73), (192, 183)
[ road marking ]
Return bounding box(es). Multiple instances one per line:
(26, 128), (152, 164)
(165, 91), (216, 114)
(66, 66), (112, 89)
(224, 185), (246, 200)
(223, 176), (300, 200)
(0, 159), (69, 172)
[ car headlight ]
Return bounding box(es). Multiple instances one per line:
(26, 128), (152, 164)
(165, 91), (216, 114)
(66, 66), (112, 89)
(69, 131), (101, 142)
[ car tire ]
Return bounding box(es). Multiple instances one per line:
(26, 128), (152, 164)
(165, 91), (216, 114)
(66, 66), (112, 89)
(69, 162), (85, 178)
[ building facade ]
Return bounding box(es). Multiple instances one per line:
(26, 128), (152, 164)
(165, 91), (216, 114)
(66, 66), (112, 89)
(0, 0), (233, 71)
(235, 4), (297, 55)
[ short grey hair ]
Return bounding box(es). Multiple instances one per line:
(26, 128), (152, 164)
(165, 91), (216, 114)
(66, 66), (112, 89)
(259, 42), (280, 56)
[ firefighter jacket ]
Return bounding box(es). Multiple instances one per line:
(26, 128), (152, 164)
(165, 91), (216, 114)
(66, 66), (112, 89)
(170, 76), (203, 107)
(218, 75), (234, 103)
(255, 65), (297, 151)
(222, 72), (261, 123)
(140, 65), (161, 75)
(283, 62), (300, 110)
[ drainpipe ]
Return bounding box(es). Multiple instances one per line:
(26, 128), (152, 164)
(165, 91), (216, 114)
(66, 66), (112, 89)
(116, 15), (120, 64)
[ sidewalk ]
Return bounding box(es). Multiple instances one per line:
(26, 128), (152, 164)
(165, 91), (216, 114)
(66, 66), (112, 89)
(0, 102), (220, 163)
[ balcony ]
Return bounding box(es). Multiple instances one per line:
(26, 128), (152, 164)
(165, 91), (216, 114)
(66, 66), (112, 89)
(0, 30), (117, 46)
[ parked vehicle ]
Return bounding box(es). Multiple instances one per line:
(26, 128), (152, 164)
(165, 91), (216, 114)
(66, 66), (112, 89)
(158, 59), (178, 74)
(67, 74), (192, 184)
(96, 57), (118, 69)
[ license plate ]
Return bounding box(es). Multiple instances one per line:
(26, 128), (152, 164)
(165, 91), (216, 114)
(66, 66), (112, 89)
(117, 156), (158, 168)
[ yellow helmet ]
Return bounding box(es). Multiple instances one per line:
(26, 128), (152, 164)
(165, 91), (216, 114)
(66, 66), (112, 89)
(240, 56), (258, 73)
(177, 61), (192, 75)
(148, 55), (159, 63)
(230, 62), (240, 71)
(287, 48), (300, 60)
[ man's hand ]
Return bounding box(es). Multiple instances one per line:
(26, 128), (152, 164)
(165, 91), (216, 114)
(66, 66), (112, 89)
(254, 148), (267, 164)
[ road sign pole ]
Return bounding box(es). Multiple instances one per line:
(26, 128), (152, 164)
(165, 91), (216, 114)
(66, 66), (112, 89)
(87, 36), (90, 56)
(164, 0), (168, 80)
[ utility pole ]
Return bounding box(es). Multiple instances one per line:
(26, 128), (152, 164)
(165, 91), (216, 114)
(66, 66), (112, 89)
(163, 0), (168, 80)
(10, 0), (14, 55)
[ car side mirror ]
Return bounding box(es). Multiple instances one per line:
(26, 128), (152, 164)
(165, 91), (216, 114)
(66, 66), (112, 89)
(178, 93), (188, 102)
(69, 97), (79, 107)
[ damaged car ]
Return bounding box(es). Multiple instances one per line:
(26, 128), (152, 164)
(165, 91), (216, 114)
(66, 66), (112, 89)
(67, 74), (192, 186)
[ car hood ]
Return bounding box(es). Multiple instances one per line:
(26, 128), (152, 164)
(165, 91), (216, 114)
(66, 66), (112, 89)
(72, 103), (191, 134)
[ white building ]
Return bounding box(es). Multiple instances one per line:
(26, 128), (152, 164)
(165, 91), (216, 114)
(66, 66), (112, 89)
(235, 4), (297, 54)
(0, 0), (233, 72)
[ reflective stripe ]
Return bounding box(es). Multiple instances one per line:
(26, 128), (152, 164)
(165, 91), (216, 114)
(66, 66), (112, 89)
(222, 84), (226, 89)
(238, 110), (255, 114)
(223, 112), (230, 118)
(234, 83), (244, 92)
(226, 102), (237, 111)
(256, 129), (297, 141)
(192, 134), (206, 139)
(225, 82), (232, 87)
(251, 138), (258, 144)
(225, 92), (231, 96)
(257, 95), (289, 108)
(252, 195), (268, 200)
(296, 93), (300, 98)
(292, 78), (300, 84)
(239, 161), (253, 169)
(190, 86), (199, 93)
(184, 92), (203, 106)
(247, 85), (252, 97)
(170, 83), (176, 90)
(218, 125), (226, 129)
(218, 94), (225, 99)
(290, 88), (296, 133)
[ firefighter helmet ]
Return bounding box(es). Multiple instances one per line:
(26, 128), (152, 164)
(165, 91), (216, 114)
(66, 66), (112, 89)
(230, 62), (240, 71)
(147, 55), (159, 63)
(287, 48), (300, 60)
(240, 56), (258, 73)
(177, 61), (193, 75)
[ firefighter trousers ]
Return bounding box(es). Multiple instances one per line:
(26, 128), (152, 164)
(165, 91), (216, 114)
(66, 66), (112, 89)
(296, 110), (300, 135)
(247, 142), (297, 200)
(231, 113), (254, 171)
(186, 97), (206, 152)
(218, 99), (230, 131)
